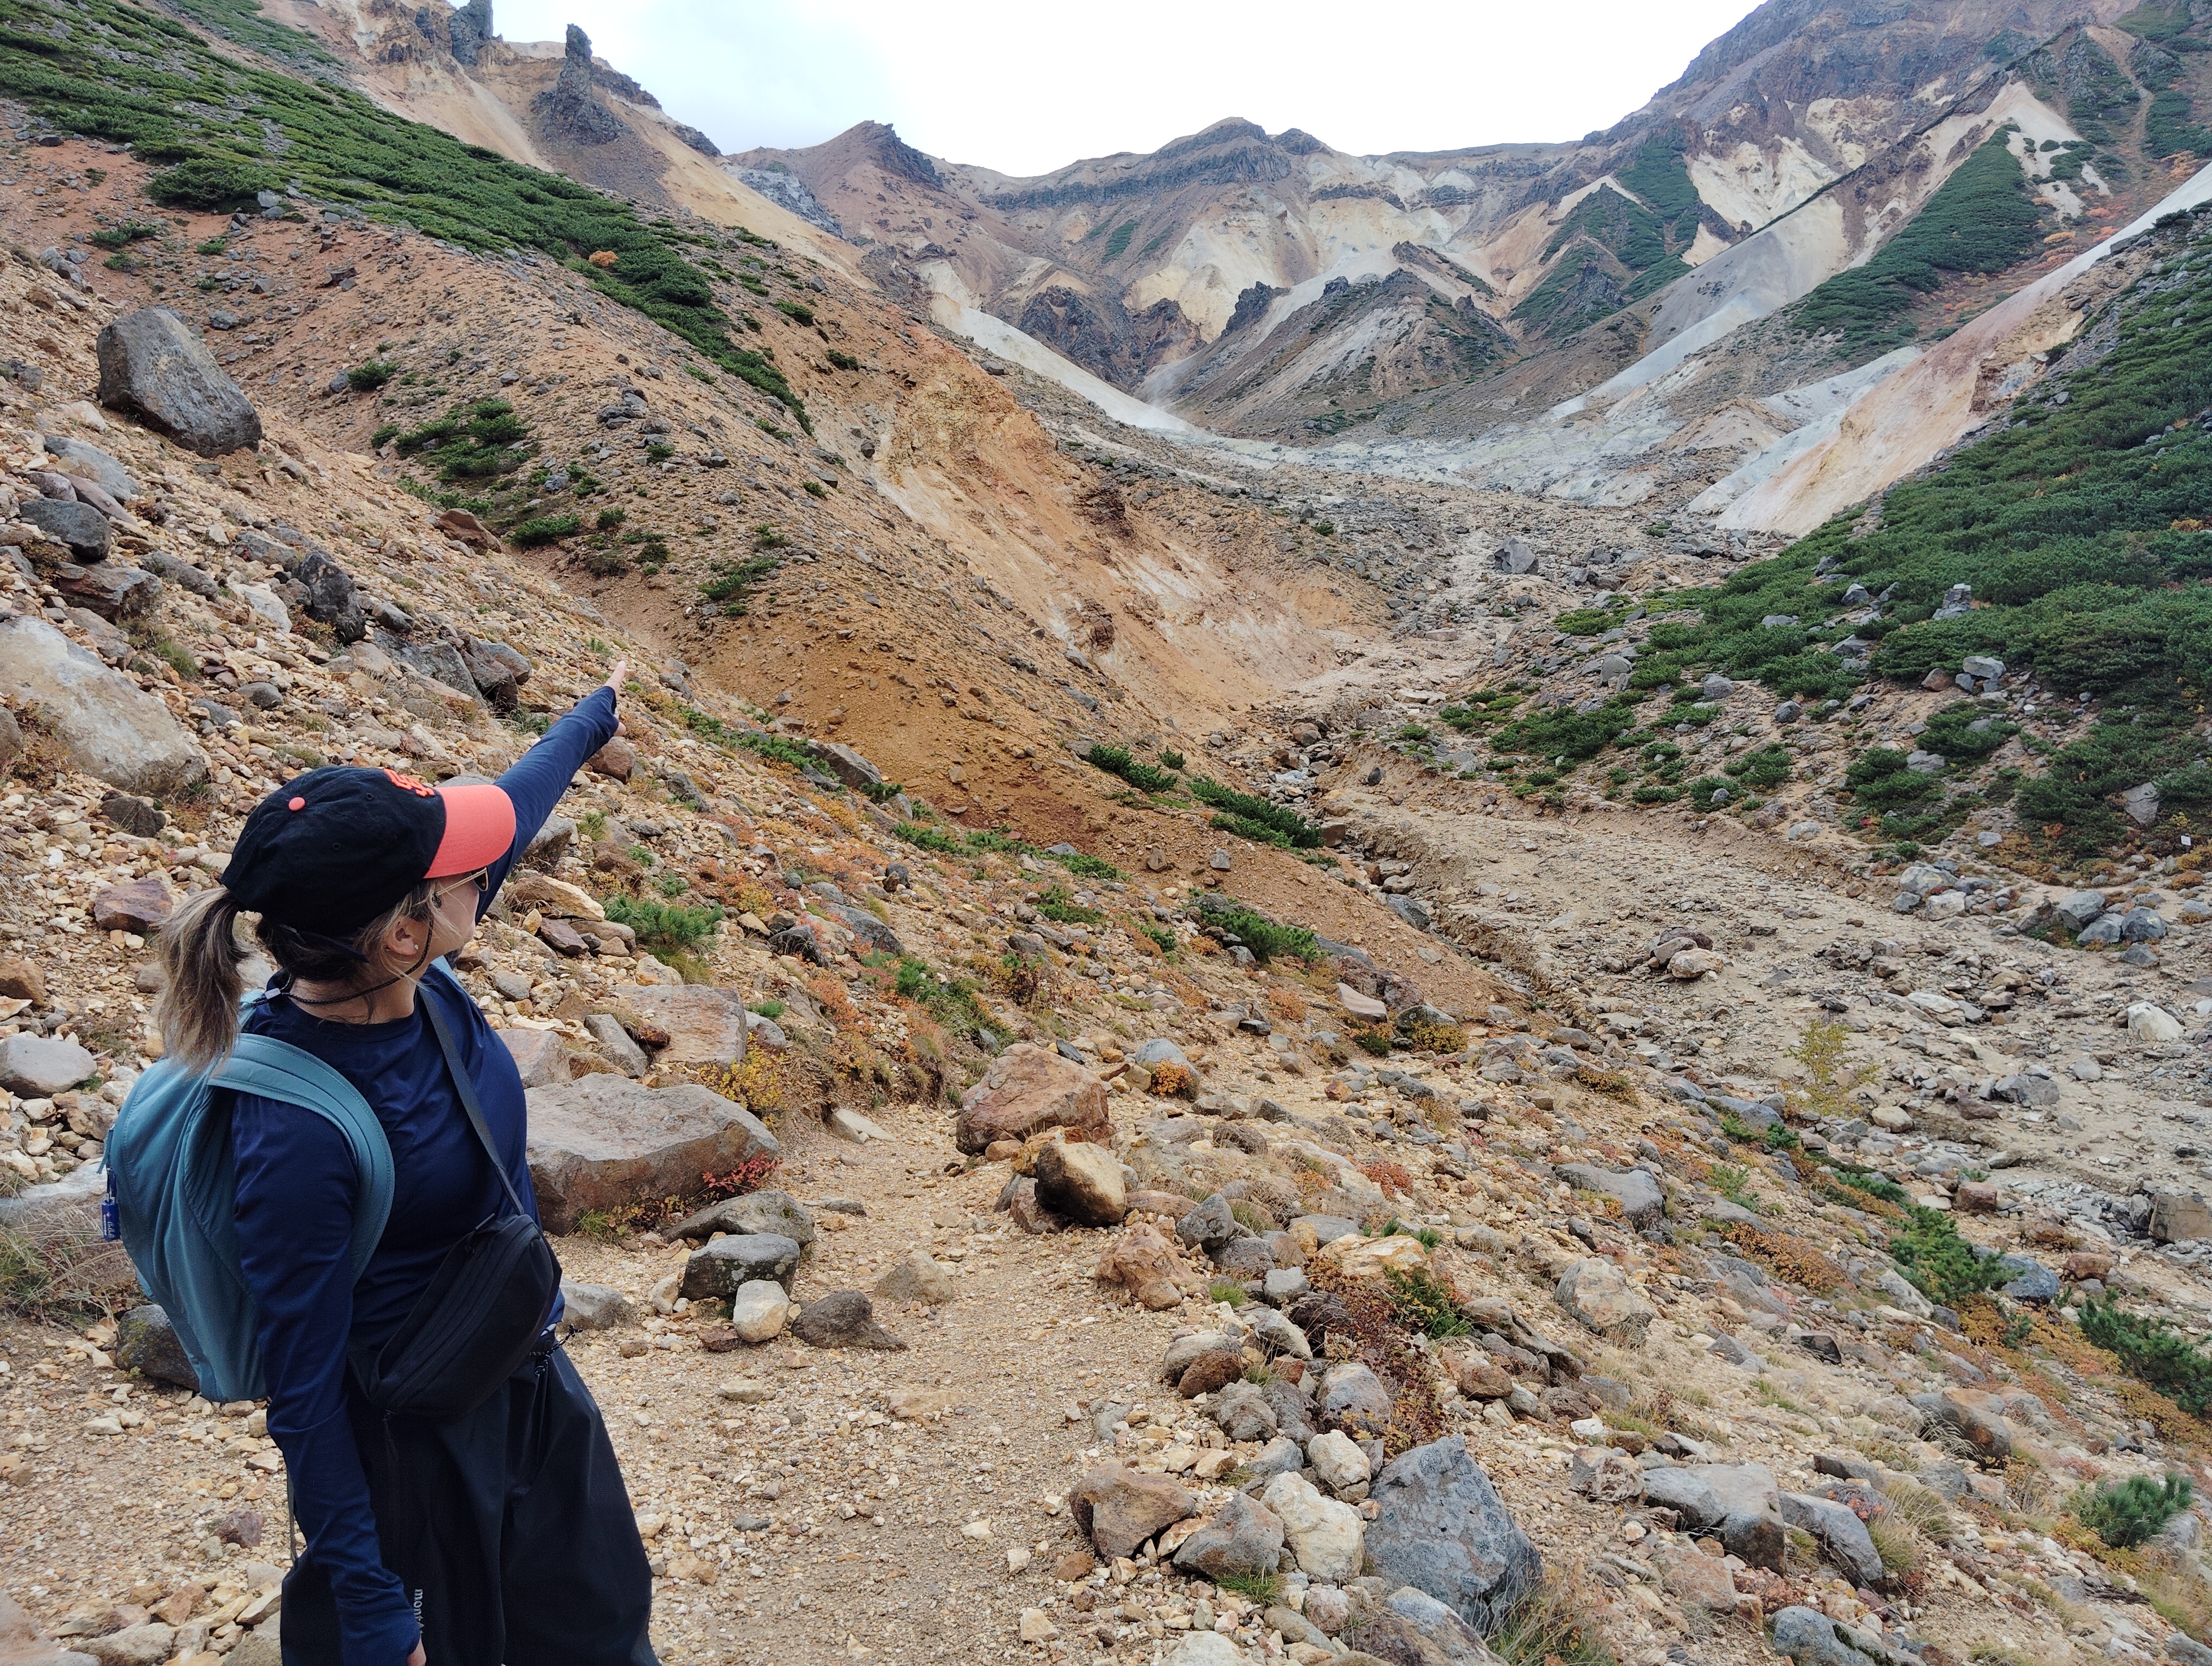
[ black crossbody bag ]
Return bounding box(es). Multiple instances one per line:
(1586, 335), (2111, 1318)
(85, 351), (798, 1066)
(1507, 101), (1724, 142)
(349, 988), (563, 1426)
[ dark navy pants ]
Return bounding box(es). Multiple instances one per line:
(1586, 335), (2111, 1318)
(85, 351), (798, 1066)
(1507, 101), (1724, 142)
(281, 1345), (657, 1665)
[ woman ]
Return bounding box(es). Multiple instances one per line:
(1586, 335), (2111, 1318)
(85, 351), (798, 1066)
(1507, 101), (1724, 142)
(155, 661), (657, 1666)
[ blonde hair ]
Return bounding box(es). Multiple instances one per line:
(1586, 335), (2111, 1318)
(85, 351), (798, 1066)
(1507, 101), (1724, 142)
(155, 880), (439, 1074)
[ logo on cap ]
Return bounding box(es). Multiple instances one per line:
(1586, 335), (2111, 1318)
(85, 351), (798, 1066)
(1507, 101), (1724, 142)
(381, 768), (436, 798)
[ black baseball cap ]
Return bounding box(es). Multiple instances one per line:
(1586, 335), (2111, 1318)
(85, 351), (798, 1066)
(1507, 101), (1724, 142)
(224, 765), (516, 935)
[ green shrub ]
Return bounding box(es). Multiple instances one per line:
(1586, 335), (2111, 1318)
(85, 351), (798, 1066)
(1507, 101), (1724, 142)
(1891, 1208), (2008, 1309)
(698, 555), (781, 616)
(1188, 779), (1320, 846)
(1158, 748), (1185, 770)
(509, 514), (580, 547)
(1845, 748), (1944, 808)
(1725, 745), (1793, 788)
(774, 299), (815, 326)
(1036, 886), (1104, 925)
(1044, 848), (1120, 880)
(1489, 695), (1642, 765)
(1084, 744), (1178, 793)
(1202, 904), (1319, 963)
(2081, 1302), (2212, 1415)
(1, 0), (807, 427)
(1787, 133), (2041, 355)
(595, 507), (627, 530)
(89, 219), (159, 248)
(896, 823), (963, 855)
(825, 348), (860, 370)
(347, 360), (396, 392)
(2075, 1475), (2193, 1548)
(145, 157), (275, 211)
(1386, 1267), (1472, 1338)
(892, 956), (983, 1025)
(602, 895), (722, 954)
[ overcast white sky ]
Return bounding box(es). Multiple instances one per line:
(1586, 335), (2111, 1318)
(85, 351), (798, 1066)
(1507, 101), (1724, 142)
(492, 0), (1769, 177)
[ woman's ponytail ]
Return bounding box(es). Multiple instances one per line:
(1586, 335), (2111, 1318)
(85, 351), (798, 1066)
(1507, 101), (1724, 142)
(154, 887), (247, 1075)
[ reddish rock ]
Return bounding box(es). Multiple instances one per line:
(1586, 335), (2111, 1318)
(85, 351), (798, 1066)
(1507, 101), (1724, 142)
(1954, 1180), (2001, 1213)
(1000, 1176), (1066, 1235)
(1092, 1220), (1198, 1309)
(91, 877), (175, 935)
(538, 918), (588, 956)
(587, 737), (636, 781)
(1449, 1352), (1515, 1400)
(953, 1042), (1109, 1155)
(1069, 1464), (1194, 1559)
(1177, 1349), (1244, 1398)
(0, 959), (48, 1005)
(434, 508), (493, 550)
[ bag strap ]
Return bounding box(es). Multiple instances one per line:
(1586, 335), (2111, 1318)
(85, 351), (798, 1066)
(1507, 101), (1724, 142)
(417, 966), (529, 1220)
(207, 1036), (396, 1281)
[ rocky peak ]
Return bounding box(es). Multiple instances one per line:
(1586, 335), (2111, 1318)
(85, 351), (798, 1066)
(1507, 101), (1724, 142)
(446, 0), (490, 66)
(533, 22), (626, 145)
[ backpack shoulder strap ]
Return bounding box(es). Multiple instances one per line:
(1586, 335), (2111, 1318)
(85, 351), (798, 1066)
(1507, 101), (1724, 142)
(210, 1037), (395, 1281)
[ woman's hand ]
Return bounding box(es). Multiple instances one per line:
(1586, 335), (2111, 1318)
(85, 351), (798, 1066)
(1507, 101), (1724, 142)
(602, 658), (628, 699)
(407, 1645), (427, 1666)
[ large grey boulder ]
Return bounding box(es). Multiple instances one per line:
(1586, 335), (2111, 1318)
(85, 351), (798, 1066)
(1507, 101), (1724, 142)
(1909, 1389), (2013, 1463)
(19, 496), (112, 559)
(1699, 1463), (1787, 1569)
(807, 740), (883, 789)
(524, 1077), (778, 1234)
(0, 1034), (95, 1097)
(1556, 1163), (1664, 1231)
(1345, 1585), (1496, 1666)
(679, 1233), (801, 1297)
(95, 307), (262, 456)
(44, 434), (138, 501)
(114, 1304), (198, 1390)
(665, 1188), (814, 1247)
(1780, 1492), (1885, 1586)
(1771, 1605), (1917, 1666)
(1171, 1492), (1284, 1579)
(1638, 1465), (1723, 1527)
(612, 984), (749, 1065)
(0, 616), (207, 797)
(1364, 1435), (1542, 1632)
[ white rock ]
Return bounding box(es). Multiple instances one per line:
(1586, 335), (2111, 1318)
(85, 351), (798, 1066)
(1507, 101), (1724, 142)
(727, 1279), (789, 1343)
(874, 1247), (955, 1305)
(2129, 1003), (2184, 1043)
(1259, 1471), (1365, 1581)
(826, 1106), (888, 1144)
(1306, 1430), (1371, 1494)
(1165, 1631), (1246, 1666)
(1336, 983), (1387, 1021)
(236, 584), (291, 635)
(1017, 1606), (1055, 1642)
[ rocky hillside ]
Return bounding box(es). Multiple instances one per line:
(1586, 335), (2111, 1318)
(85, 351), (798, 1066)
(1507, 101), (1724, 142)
(5, 3), (2212, 1666)
(730, 1), (2170, 451)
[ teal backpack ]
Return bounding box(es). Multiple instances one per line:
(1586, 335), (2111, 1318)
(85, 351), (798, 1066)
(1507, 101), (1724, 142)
(103, 988), (396, 1402)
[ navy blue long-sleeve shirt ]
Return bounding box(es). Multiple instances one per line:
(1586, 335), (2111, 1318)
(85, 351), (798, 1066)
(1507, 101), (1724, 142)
(231, 686), (618, 1666)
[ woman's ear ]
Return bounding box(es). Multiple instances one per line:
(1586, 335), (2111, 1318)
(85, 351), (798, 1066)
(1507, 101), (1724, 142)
(380, 907), (430, 969)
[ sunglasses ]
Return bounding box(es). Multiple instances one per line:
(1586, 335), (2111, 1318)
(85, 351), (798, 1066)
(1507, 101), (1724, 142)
(432, 868), (490, 904)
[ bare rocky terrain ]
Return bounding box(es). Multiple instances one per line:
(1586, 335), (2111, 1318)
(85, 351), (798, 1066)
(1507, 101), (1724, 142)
(1, 38), (2211, 1666)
